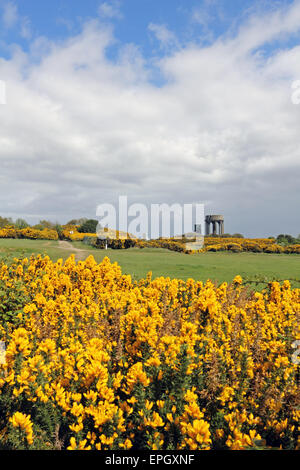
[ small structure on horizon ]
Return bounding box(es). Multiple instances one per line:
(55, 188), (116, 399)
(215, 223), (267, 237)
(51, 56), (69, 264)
(205, 215), (224, 236)
(194, 224), (203, 235)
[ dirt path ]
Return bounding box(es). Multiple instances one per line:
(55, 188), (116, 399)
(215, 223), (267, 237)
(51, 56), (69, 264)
(58, 240), (90, 262)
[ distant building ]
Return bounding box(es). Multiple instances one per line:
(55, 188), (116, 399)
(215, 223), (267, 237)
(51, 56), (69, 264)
(194, 224), (203, 234)
(205, 215), (224, 235)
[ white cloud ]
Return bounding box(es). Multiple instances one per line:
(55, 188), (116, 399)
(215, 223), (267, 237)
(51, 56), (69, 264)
(191, 0), (224, 42)
(233, 0), (300, 54)
(20, 16), (32, 39)
(0, 4), (300, 235)
(148, 23), (178, 50)
(2, 1), (18, 29)
(98, 1), (122, 20)
(1, 1), (32, 39)
(192, 0), (219, 26)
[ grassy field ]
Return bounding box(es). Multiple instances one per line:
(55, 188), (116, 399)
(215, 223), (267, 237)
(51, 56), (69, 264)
(0, 238), (299, 287)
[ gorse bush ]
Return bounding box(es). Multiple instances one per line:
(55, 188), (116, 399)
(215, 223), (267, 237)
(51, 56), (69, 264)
(0, 255), (299, 450)
(0, 222), (300, 255)
(0, 227), (58, 241)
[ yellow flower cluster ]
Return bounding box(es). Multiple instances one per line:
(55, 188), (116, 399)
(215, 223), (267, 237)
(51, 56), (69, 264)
(204, 237), (300, 254)
(0, 227), (58, 240)
(62, 226), (134, 242)
(90, 235), (300, 255)
(9, 412), (34, 445)
(62, 229), (97, 241)
(0, 255), (299, 450)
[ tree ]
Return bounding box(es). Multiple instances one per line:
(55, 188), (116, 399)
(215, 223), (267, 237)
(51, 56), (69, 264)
(14, 218), (29, 229)
(78, 219), (99, 234)
(66, 218), (87, 226)
(0, 216), (13, 228)
(54, 224), (63, 239)
(33, 220), (55, 231)
(277, 234), (295, 245)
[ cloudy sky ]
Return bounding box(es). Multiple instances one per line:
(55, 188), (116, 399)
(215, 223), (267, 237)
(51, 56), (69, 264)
(0, 0), (300, 237)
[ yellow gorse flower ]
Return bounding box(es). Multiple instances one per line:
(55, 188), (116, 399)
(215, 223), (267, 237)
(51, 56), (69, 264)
(0, 255), (298, 450)
(9, 412), (34, 445)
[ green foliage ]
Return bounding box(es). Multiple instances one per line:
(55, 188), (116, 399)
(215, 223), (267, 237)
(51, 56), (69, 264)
(33, 220), (55, 231)
(95, 238), (136, 249)
(78, 219), (99, 233)
(66, 218), (87, 226)
(54, 224), (64, 240)
(3, 425), (30, 450)
(276, 234), (300, 245)
(0, 216), (13, 228)
(14, 218), (30, 229)
(82, 236), (98, 247)
(243, 274), (300, 288)
(0, 277), (29, 329)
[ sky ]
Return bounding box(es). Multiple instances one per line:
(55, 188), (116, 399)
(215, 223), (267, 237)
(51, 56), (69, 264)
(0, 0), (300, 237)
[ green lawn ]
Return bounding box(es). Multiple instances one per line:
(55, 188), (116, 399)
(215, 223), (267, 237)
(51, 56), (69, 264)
(0, 239), (73, 263)
(0, 238), (299, 287)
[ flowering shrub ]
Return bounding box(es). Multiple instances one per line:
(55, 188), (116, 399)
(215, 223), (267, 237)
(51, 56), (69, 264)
(65, 231), (97, 242)
(282, 244), (300, 254)
(237, 241), (263, 253)
(0, 224), (299, 256)
(225, 243), (243, 253)
(263, 244), (284, 254)
(205, 237), (276, 247)
(0, 255), (299, 450)
(0, 227), (58, 241)
(206, 245), (223, 252)
(62, 226), (133, 242)
(203, 238), (299, 255)
(0, 227), (18, 239)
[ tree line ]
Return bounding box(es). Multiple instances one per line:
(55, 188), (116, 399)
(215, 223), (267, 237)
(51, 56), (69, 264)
(0, 216), (299, 243)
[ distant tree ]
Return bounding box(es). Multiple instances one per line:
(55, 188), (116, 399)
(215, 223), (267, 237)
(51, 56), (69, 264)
(40, 220), (54, 228)
(53, 223), (64, 239)
(78, 219), (99, 234)
(66, 218), (87, 226)
(286, 234), (295, 244)
(277, 234), (285, 245)
(276, 234), (296, 245)
(14, 218), (30, 229)
(33, 220), (55, 231)
(277, 234), (294, 243)
(232, 233), (244, 238)
(0, 216), (13, 228)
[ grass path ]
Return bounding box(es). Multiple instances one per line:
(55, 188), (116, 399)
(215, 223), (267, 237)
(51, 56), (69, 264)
(57, 240), (89, 261)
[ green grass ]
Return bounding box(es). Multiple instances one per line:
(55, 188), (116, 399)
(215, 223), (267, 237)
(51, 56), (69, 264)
(0, 239), (72, 262)
(0, 238), (299, 288)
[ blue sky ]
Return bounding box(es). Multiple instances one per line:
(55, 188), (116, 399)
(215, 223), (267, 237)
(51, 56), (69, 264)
(0, 0), (300, 236)
(1, 0), (297, 59)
